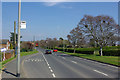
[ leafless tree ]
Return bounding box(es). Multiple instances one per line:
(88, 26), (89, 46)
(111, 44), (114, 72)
(67, 26), (84, 53)
(78, 15), (118, 56)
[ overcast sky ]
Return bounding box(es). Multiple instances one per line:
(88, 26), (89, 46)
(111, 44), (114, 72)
(2, 2), (118, 41)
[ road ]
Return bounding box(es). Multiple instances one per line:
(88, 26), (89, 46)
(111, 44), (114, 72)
(2, 47), (119, 79)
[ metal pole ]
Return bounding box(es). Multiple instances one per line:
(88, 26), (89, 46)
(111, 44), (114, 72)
(17, 0), (21, 77)
(63, 39), (64, 52)
(14, 21), (16, 57)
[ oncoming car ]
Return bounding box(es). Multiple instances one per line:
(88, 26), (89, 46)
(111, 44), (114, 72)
(45, 50), (52, 54)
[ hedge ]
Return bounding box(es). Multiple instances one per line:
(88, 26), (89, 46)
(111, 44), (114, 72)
(102, 50), (120, 56)
(55, 46), (120, 56)
(55, 47), (94, 54)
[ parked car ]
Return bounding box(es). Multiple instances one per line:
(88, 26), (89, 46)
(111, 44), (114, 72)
(45, 50), (52, 54)
(53, 49), (58, 52)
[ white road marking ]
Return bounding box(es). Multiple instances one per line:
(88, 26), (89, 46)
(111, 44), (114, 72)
(52, 73), (56, 78)
(41, 53), (56, 78)
(94, 70), (108, 76)
(107, 65), (118, 68)
(49, 67), (51, 69)
(71, 61), (77, 64)
(48, 64), (50, 66)
(50, 69), (53, 72)
(31, 59), (34, 61)
(62, 54), (67, 56)
(62, 57), (66, 59)
(25, 59), (45, 62)
(75, 57), (118, 69)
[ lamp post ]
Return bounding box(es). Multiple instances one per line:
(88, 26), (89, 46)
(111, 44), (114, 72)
(17, 0), (21, 77)
(14, 21), (16, 57)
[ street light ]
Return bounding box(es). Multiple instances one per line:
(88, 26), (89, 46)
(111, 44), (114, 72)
(17, 0), (21, 77)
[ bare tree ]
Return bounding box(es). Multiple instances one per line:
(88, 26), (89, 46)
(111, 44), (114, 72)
(67, 26), (84, 53)
(78, 15), (118, 56)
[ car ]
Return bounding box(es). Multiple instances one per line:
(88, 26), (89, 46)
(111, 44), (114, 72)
(45, 50), (52, 54)
(53, 49), (58, 52)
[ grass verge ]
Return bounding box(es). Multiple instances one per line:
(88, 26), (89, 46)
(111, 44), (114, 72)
(2, 57), (15, 65)
(58, 51), (119, 66)
(20, 49), (38, 57)
(2, 49), (38, 66)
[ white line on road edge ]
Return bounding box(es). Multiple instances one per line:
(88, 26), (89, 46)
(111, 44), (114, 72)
(93, 70), (108, 77)
(52, 73), (56, 78)
(76, 57), (118, 69)
(41, 52), (56, 78)
(71, 61), (77, 64)
(62, 57), (66, 59)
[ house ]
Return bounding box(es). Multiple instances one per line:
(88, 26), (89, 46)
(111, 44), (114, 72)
(0, 39), (10, 50)
(116, 41), (120, 46)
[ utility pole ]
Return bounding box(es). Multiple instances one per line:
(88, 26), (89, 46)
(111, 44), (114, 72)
(33, 35), (35, 47)
(17, 0), (21, 77)
(63, 39), (65, 52)
(14, 21), (16, 57)
(33, 35), (35, 42)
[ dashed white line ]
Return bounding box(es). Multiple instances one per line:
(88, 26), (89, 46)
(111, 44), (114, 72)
(50, 69), (53, 72)
(49, 67), (51, 69)
(31, 59), (34, 61)
(52, 73), (56, 78)
(47, 64), (50, 66)
(71, 61), (77, 64)
(41, 53), (56, 78)
(93, 70), (108, 77)
(62, 57), (66, 59)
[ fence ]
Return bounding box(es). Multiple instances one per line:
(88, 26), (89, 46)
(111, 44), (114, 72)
(0, 49), (15, 61)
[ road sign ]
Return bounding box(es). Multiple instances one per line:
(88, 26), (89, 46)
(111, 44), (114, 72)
(1, 48), (7, 52)
(21, 21), (26, 29)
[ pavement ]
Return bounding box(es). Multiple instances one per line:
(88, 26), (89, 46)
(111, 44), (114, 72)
(0, 72), (1, 80)
(1, 47), (119, 79)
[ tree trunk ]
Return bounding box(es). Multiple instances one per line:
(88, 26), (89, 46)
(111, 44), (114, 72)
(67, 47), (68, 51)
(74, 46), (76, 53)
(100, 47), (103, 56)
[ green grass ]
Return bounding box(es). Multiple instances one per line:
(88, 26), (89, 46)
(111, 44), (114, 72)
(56, 46), (120, 51)
(20, 49), (38, 57)
(58, 51), (119, 66)
(0, 62), (2, 69)
(2, 57), (15, 65)
(2, 49), (38, 66)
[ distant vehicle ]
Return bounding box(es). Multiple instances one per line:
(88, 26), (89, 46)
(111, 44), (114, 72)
(45, 50), (52, 54)
(36, 43), (38, 47)
(53, 49), (58, 52)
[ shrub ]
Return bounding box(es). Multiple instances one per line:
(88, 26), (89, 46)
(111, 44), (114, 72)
(55, 46), (120, 56)
(102, 50), (120, 56)
(56, 47), (94, 54)
(21, 42), (34, 52)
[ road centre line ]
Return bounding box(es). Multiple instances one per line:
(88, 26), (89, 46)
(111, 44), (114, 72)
(49, 67), (51, 69)
(93, 70), (108, 77)
(52, 73), (56, 78)
(50, 69), (53, 72)
(41, 52), (56, 78)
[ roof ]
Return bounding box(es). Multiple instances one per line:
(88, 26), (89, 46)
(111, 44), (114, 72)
(0, 39), (9, 44)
